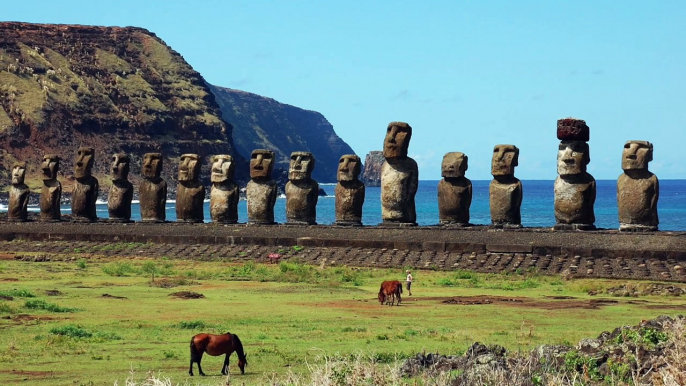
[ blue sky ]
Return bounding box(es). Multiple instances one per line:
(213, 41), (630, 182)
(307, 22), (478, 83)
(5, 1), (686, 180)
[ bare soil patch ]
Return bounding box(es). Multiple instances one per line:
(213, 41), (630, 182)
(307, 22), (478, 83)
(101, 293), (128, 300)
(45, 289), (62, 296)
(168, 291), (205, 299)
(433, 295), (622, 310)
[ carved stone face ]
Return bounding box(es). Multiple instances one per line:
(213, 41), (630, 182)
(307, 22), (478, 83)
(289, 151), (315, 181)
(622, 140), (653, 171)
(211, 155), (234, 183)
(383, 122), (412, 159)
(178, 154), (201, 182)
(557, 140), (590, 176)
(41, 154), (60, 180)
(74, 147), (95, 179)
(442, 152), (468, 178)
(491, 144), (519, 177)
(337, 154), (361, 182)
(142, 153), (163, 179)
(250, 149), (275, 179)
(110, 153), (130, 181)
(11, 162), (26, 185)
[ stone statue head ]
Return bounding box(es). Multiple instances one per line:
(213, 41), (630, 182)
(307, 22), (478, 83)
(74, 147), (95, 179)
(11, 161), (27, 185)
(337, 154), (361, 182)
(557, 140), (590, 176)
(110, 153), (130, 181)
(289, 151), (315, 181)
(622, 140), (653, 171)
(491, 144), (519, 177)
(383, 121), (412, 159)
(142, 153), (163, 179)
(41, 154), (60, 181)
(250, 149), (275, 179)
(211, 154), (235, 183)
(178, 154), (201, 182)
(442, 152), (468, 178)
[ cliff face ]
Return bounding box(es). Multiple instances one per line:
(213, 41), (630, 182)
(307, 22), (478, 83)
(0, 22), (245, 191)
(210, 86), (356, 183)
(361, 151), (383, 187)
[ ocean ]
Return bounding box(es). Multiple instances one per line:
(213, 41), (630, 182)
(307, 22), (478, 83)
(3, 180), (686, 230)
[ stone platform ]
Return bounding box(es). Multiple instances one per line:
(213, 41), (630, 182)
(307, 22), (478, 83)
(0, 222), (685, 282)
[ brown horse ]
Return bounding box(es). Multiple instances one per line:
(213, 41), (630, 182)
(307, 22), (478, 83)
(189, 332), (248, 376)
(378, 280), (403, 306)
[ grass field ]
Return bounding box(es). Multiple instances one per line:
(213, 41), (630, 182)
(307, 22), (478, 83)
(1, 251), (685, 385)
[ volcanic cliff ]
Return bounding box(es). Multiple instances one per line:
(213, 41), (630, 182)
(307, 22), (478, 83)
(0, 22), (246, 191)
(210, 86), (356, 183)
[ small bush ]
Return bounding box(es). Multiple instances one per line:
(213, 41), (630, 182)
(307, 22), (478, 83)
(76, 259), (87, 269)
(102, 262), (138, 277)
(163, 350), (178, 359)
(50, 325), (92, 338)
(0, 303), (16, 314)
(0, 289), (36, 298)
(175, 320), (208, 330)
(24, 299), (77, 313)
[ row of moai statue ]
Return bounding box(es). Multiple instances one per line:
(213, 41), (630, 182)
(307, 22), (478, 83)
(5, 146), (364, 226)
(378, 119), (659, 231)
(6, 119), (659, 231)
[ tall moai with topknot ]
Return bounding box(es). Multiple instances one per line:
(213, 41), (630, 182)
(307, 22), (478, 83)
(617, 141), (659, 231)
(380, 122), (418, 226)
(554, 118), (596, 230)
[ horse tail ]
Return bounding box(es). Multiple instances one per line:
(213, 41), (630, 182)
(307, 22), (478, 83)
(232, 333), (246, 363)
(399, 283), (403, 293)
(190, 336), (200, 361)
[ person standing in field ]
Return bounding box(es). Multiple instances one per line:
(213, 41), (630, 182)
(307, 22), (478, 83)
(406, 270), (413, 296)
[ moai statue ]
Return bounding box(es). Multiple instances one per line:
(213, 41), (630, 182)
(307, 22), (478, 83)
(108, 153), (133, 222)
(554, 118), (596, 230)
(8, 162), (30, 222)
(335, 154), (365, 226)
(246, 149), (278, 224)
(71, 147), (99, 222)
(176, 154), (205, 223)
(381, 122), (418, 226)
(210, 154), (239, 224)
(438, 152), (472, 225)
(139, 153), (167, 222)
(490, 145), (522, 228)
(39, 154), (61, 222)
(617, 141), (659, 231)
(285, 151), (318, 225)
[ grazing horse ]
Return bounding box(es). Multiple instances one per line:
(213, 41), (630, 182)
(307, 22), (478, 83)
(189, 332), (248, 376)
(378, 280), (403, 306)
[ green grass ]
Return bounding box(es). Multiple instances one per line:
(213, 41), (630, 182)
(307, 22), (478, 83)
(0, 255), (683, 385)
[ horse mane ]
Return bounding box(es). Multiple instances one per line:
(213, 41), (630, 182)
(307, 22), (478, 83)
(231, 333), (246, 363)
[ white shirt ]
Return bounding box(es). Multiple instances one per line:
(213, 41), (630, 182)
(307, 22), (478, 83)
(406, 273), (413, 282)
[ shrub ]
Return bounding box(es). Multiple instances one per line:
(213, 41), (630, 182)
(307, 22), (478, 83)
(0, 289), (36, 298)
(24, 299), (77, 313)
(175, 320), (207, 330)
(102, 262), (138, 277)
(50, 325), (92, 338)
(0, 303), (16, 314)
